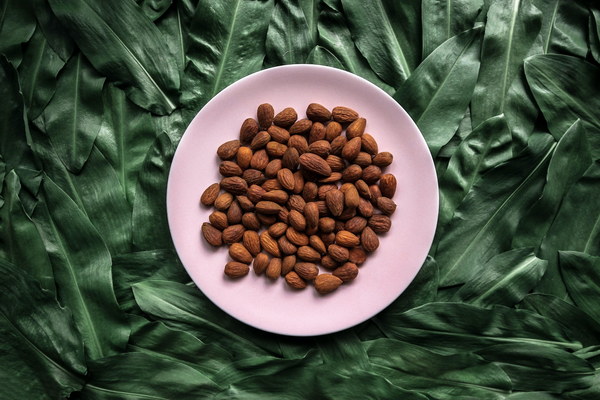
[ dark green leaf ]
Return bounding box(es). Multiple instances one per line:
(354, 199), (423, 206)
(48, 0), (180, 114)
(452, 248), (547, 307)
(341, 0), (421, 87)
(525, 54), (600, 158)
(534, 0), (589, 56)
(471, 0), (542, 146)
(421, 0), (483, 58)
(590, 8), (600, 64)
(317, 330), (370, 372)
(265, 0), (313, 66)
(29, 0), (75, 61)
(306, 45), (345, 69)
(394, 26), (483, 157)
(155, 2), (188, 76)
(560, 251), (600, 324)
(40, 53), (104, 172)
(436, 133), (555, 286)
(17, 26), (65, 120)
(299, 0), (319, 45)
(0, 0), (36, 66)
(32, 176), (129, 360)
(0, 258), (85, 399)
(78, 352), (219, 399)
(0, 171), (54, 292)
(182, 0), (274, 111)
(140, 0), (172, 21)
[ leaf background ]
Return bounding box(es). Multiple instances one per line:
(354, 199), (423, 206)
(1, 0), (600, 398)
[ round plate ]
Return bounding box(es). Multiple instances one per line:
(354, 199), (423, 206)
(167, 65), (438, 336)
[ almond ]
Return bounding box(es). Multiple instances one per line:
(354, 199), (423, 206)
(222, 224), (245, 244)
(316, 200), (329, 216)
(354, 152), (372, 167)
(321, 255), (339, 269)
(266, 258), (282, 280)
(255, 201), (283, 214)
(309, 122), (326, 143)
(308, 140), (331, 158)
(288, 210), (306, 231)
(336, 230), (360, 247)
(277, 168), (295, 191)
(319, 217), (336, 233)
(379, 174), (397, 198)
(293, 171), (304, 194)
(297, 246), (321, 262)
(289, 118), (313, 134)
(344, 185), (360, 208)
(267, 125), (290, 143)
(346, 118), (366, 139)
(220, 176), (248, 195)
(321, 232), (336, 246)
(342, 164), (362, 182)
(302, 182), (318, 202)
(332, 106), (359, 124)
(265, 159), (283, 178)
(361, 133), (378, 155)
(328, 244), (349, 262)
(299, 153), (332, 176)
(333, 262), (359, 282)
(358, 197), (374, 217)
(237, 196), (254, 211)
(330, 136), (347, 156)
(325, 189), (344, 217)
(288, 194), (306, 213)
(226, 200), (242, 224)
(377, 197), (397, 215)
(285, 271), (307, 289)
(345, 216), (367, 234)
(278, 207), (289, 224)
(253, 253), (270, 275)
(262, 189), (288, 204)
(268, 222), (288, 238)
(214, 192), (234, 210)
(288, 135), (309, 154)
(224, 262), (249, 278)
(286, 226), (309, 246)
(372, 151), (393, 167)
(278, 235), (298, 255)
(362, 165), (382, 184)
(229, 242), (253, 263)
(294, 262), (319, 280)
(246, 184), (265, 203)
(325, 121), (343, 141)
(200, 183), (220, 206)
(243, 230), (261, 256)
(250, 131), (270, 150)
(355, 180), (371, 199)
(314, 274), (343, 294)
(260, 231), (281, 257)
(326, 155), (345, 172)
(257, 103), (274, 129)
(304, 202), (319, 229)
(348, 247), (367, 265)
(262, 178), (282, 191)
(361, 227), (379, 252)
(201, 223), (222, 246)
(242, 212), (260, 230)
(274, 107), (297, 127)
(282, 147), (300, 170)
(318, 184), (337, 200)
(266, 141), (288, 157)
(240, 118), (259, 144)
(209, 211), (229, 230)
(368, 215), (392, 233)
(369, 184), (382, 204)
(282, 255), (297, 275)
(342, 137), (362, 161)
(237, 147), (253, 169)
(242, 169), (266, 186)
(309, 235), (327, 254)
(319, 172), (343, 183)
(217, 140), (240, 160)
(306, 103), (331, 122)
(250, 149), (269, 170)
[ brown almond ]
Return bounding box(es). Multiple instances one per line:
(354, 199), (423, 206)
(253, 253), (270, 275)
(260, 231), (281, 257)
(266, 141), (288, 157)
(294, 262), (319, 280)
(293, 171), (304, 194)
(288, 135), (309, 154)
(246, 184), (265, 203)
(336, 230), (360, 247)
(361, 227), (379, 252)
(240, 118), (259, 144)
(304, 202), (319, 229)
(377, 197), (397, 215)
(288, 194), (307, 213)
(346, 118), (366, 139)
(250, 149), (269, 170)
(348, 247), (367, 265)
(302, 182), (318, 202)
(368, 215), (392, 233)
(242, 212), (261, 230)
(257, 103), (274, 129)
(209, 211), (229, 230)
(220, 176), (248, 195)
(265, 159), (283, 178)
(266, 258), (282, 280)
(372, 152), (393, 167)
(250, 131), (270, 150)
(277, 168), (295, 191)
(318, 184), (337, 200)
(282, 147), (300, 170)
(306, 103), (331, 122)
(242, 169), (266, 186)
(338, 207), (356, 221)
(243, 231), (261, 256)
(288, 210), (307, 231)
(200, 183), (220, 206)
(237, 147), (253, 169)
(268, 222), (288, 238)
(369, 184), (382, 204)
(325, 121), (343, 141)
(309, 235), (327, 254)
(282, 255), (297, 275)
(362, 165), (382, 184)
(332, 106), (359, 124)
(330, 136), (347, 156)
(226, 200), (242, 224)
(334, 220), (345, 233)
(344, 185), (360, 208)
(224, 262), (249, 278)
(217, 140), (240, 160)
(262, 178), (282, 191)
(321, 255), (339, 269)
(278, 235), (298, 255)
(319, 172), (343, 183)
(267, 125), (290, 143)
(342, 137), (362, 161)
(380, 174), (397, 198)
(257, 213), (277, 225)
(308, 122), (326, 143)
(345, 216), (367, 234)
(354, 152), (372, 167)
(325, 189), (344, 217)
(326, 155), (345, 172)
(355, 180), (371, 199)
(214, 192), (234, 211)
(286, 226), (309, 246)
(274, 107), (298, 127)
(333, 262), (359, 282)
(316, 201), (329, 216)
(361, 133), (378, 155)
(262, 189), (289, 204)
(278, 207), (290, 224)
(285, 271), (307, 289)
(328, 244), (349, 262)
(314, 274), (343, 294)
(308, 140), (331, 158)
(201, 223), (222, 247)
(342, 164), (362, 182)
(229, 242), (253, 263)
(358, 197), (374, 217)
(297, 246), (321, 262)
(222, 224), (245, 244)
(319, 217), (336, 233)
(321, 232), (336, 246)
(289, 118), (313, 135)
(256, 201), (283, 214)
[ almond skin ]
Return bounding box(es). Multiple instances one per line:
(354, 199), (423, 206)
(255, 201), (283, 214)
(379, 174), (397, 198)
(333, 262), (359, 282)
(332, 106), (359, 124)
(240, 118), (259, 144)
(299, 153), (332, 177)
(376, 197), (397, 215)
(306, 103), (331, 122)
(267, 125), (290, 143)
(200, 183), (220, 206)
(321, 255), (339, 269)
(274, 107), (298, 127)
(209, 211), (229, 230)
(361, 227), (379, 252)
(226, 200), (243, 224)
(224, 262), (249, 278)
(266, 141), (288, 157)
(325, 189), (344, 217)
(328, 244), (350, 262)
(246, 184), (265, 203)
(372, 152), (393, 167)
(217, 140), (240, 160)
(336, 230), (360, 247)
(288, 135), (309, 154)
(201, 223), (222, 247)
(289, 118), (313, 135)
(346, 117), (366, 139)
(261, 189), (289, 204)
(220, 176), (248, 195)
(345, 216), (367, 234)
(260, 231), (281, 257)
(253, 253), (270, 275)
(361, 133), (378, 155)
(325, 121), (343, 141)
(344, 185), (360, 208)
(288, 209), (307, 231)
(302, 182), (318, 202)
(297, 246), (321, 262)
(243, 230), (261, 256)
(277, 168), (295, 191)
(342, 164), (363, 182)
(229, 242), (253, 264)
(268, 222), (288, 238)
(282, 147), (300, 170)
(342, 137), (362, 161)
(278, 235), (298, 255)
(242, 169), (266, 186)
(214, 192), (234, 211)
(314, 274), (343, 294)
(304, 202), (320, 229)
(286, 227), (309, 246)
(250, 149), (269, 170)
(308, 140), (331, 158)
(257, 103), (274, 129)
(282, 255), (297, 275)
(330, 136), (347, 156)
(348, 247), (367, 265)
(358, 197), (374, 218)
(326, 155), (345, 172)
(309, 235), (327, 254)
(250, 131), (271, 150)
(266, 258), (282, 280)
(237, 147), (253, 169)
(294, 262), (319, 280)
(368, 215), (392, 233)
(222, 224), (245, 244)
(362, 165), (382, 184)
(355, 180), (371, 199)
(309, 122), (326, 143)
(241, 212), (260, 230)
(285, 271), (307, 289)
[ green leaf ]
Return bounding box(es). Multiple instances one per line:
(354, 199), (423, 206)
(48, 0), (180, 114)
(436, 133), (555, 286)
(421, 0), (483, 58)
(299, 0), (319, 45)
(17, 26), (65, 120)
(182, 0), (274, 111)
(471, 0), (542, 146)
(0, 0), (36, 66)
(382, 302), (580, 354)
(476, 343), (596, 393)
(29, 0), (75, 61)
(0, 171), (54, 292)
(96, 84), (157, 205)
(536, 161), (600, 297)
(534, 0), (589, 56)
(341, 0), (421, 87)
(452, 248), (547, 307)
(394, 26), (483, 157)
(590, 8), (600, 64)
(437, 114), (513, 227)
(525, 54), (600, 158)
(140, 0), (172, 21)
(0, 258), (85, 399)
(513, 120), (592, 249)
(40, 53), (105, 173)
(32, 176), (129, 360)
(154, 2), (188, 77)
(560, 251), (600, 325)
(131, 133), (174, 251)
(366, 338), (512, 399)
(306, 45), (345, 69)
(78, 352), (219, 399)
(265, 0), (313, 66)
(317, 330), (370, 372)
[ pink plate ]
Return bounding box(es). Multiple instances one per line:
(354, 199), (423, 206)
(167, 65), (438, 336)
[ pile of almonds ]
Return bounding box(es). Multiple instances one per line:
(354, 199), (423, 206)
(200, 103), (396, 294)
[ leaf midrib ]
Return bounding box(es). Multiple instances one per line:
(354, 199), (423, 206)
(210, 0), (241, 98)
(70, 54), (81, 161)
(543, 0), (560, 53)
(475, 257), (540, 304)
(375, 0), (411, 80)
(26, 35), (47, 110)
(499, 0), (521, 112)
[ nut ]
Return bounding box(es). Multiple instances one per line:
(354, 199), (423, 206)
(224, 262), (249, 278)
(314, 274), (343, 294)
(202, 223), (222, 247)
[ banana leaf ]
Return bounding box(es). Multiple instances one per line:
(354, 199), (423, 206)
(265, 0), (313, 66)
